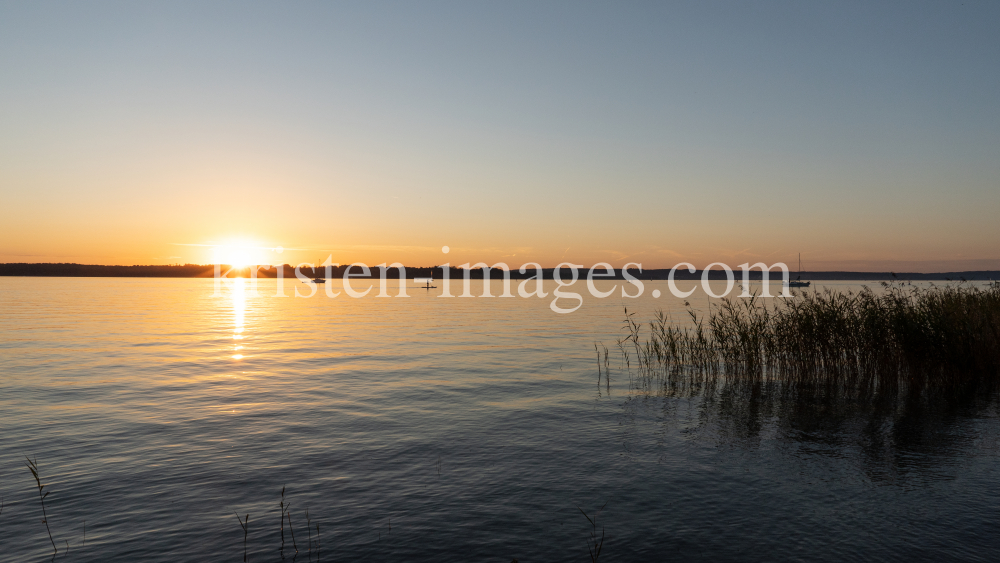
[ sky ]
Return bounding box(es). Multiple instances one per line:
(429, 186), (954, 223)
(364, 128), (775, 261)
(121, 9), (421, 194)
(1, 1), (998, 271)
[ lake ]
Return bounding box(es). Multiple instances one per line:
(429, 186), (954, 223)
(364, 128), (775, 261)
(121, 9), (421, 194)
(1, 277), (999, 562)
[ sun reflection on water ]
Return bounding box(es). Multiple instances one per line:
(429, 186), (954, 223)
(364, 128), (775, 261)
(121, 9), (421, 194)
(232, 278), (245, 359)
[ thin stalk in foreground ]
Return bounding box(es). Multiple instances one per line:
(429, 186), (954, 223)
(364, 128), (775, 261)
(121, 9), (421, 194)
(279, 487), (286, 554)
(579, 502), (607, 563)
(235, 512), (249, 562)
(25, 456), (57, 555)
(286, 507), (298, 552)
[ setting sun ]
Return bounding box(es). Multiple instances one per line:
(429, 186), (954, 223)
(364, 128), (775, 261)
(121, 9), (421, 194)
(211, 240), (274, 267)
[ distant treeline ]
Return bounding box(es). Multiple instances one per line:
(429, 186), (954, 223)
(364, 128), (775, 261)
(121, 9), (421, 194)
(2, 263), (998, 281)
(0, 263), (218, 277)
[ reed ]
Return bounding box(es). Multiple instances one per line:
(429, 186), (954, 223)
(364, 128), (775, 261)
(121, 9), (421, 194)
(612, 282), (1000, 406)
(286, 505), (298, 553)
(234, 512), (249, 562)
(24, 456), (58, 555)
(594, 343), (611, 392)
(306, 507), (312, 555)
(578, 502), (607, 563)
(279, 486), (286, 554)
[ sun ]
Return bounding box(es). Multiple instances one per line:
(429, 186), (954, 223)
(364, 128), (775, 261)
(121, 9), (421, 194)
(213, 240), (264, 267)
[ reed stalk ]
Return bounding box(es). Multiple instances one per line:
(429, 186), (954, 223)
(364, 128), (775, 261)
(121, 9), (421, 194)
(24, 457), (57, 555)
(306, 508), (312, 554)
(286, 506), (298, 552)
(280, 486), (286, 554)
(578, 502), (607, 563)
(234, 512), (249, 562)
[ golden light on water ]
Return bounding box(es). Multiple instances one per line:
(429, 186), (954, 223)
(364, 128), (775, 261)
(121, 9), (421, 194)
(232, 278), (245, 360)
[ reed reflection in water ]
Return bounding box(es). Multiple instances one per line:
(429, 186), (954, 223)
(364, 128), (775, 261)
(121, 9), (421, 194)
(611, 281), (1000, 485)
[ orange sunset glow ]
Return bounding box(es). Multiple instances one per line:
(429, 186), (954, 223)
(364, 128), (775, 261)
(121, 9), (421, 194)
(0, 4), (997, 272)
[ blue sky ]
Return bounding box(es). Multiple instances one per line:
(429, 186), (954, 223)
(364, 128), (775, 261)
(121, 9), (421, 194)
(1, 1), (997, 270)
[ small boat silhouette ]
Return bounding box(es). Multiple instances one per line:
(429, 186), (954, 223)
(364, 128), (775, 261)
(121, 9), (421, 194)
(787, 253), (811, 288)
(413, 277), (436, 289)
(313, 259), (327, 283)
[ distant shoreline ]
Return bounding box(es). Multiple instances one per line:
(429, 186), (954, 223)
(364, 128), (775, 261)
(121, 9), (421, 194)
(1, 263), (996, 281)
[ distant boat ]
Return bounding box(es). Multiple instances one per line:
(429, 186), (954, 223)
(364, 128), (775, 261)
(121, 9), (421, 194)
(414, 277), (436, 289)
(312, 259), (327, 283)
(787, 253), (811, 288)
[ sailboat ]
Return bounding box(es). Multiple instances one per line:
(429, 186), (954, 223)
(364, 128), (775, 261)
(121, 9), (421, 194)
(414, 277), (437, 289)
(787, 253), (810, 288)
(312, 259), (326, 283)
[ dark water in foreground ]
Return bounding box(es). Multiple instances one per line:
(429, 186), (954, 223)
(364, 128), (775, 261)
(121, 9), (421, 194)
(1, 278), (999, 562)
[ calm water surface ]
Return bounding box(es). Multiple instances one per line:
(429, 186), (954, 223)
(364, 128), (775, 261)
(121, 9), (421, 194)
(1, 278), (999, 562)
